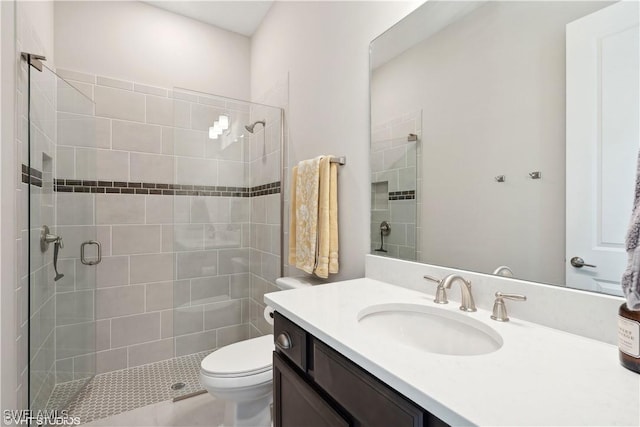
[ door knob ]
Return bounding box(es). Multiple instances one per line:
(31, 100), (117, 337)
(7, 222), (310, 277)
(570, 256), (596, 268)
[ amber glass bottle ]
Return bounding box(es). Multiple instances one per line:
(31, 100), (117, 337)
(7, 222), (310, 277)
(619, 303), (640, 374)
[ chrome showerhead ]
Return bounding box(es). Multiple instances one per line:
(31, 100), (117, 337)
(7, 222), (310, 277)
(244, 120), (266, 133)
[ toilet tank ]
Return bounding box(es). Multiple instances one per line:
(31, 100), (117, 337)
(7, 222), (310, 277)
(275, 275), (327, 290)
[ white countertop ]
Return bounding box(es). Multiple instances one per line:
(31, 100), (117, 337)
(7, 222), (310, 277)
(264, 278), (640, 426)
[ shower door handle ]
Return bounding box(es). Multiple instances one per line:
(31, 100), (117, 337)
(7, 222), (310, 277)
(81, 240), (102, 266)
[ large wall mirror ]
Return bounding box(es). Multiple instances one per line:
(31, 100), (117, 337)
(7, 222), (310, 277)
(370, 0), (639, 296)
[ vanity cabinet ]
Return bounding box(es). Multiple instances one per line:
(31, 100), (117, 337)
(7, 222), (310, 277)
(273, 312), (449, 427)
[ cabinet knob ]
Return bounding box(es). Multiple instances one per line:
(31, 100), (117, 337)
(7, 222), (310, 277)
(276, 332), (292, 350)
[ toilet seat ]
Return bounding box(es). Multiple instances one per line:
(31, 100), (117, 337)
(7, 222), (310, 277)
(200, 334), (274, 390)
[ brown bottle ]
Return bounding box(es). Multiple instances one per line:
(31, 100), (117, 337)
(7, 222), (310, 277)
(619, 303), (640, 374)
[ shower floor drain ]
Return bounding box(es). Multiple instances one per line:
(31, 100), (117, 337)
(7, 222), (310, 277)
(171, 382), (186, 391)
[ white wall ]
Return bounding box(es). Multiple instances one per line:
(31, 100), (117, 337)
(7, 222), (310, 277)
(1, 0), (17, 412)
(54, 1), (251, 99)
(250, 1), (422, 280)
(17, 1), (55, 64)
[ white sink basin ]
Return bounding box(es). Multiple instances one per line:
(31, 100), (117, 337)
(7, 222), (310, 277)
(357, 303), (503, 356)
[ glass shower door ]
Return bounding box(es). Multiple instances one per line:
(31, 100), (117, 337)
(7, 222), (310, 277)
(27, 59), (98, 414)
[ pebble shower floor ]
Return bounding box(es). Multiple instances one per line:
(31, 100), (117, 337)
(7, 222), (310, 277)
(44, 351), (210, 424)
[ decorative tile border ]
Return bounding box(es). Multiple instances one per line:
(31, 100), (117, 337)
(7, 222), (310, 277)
(21, 164), (43, 187)
(389, 190), (415, 201)
(21, 165), (280, 198)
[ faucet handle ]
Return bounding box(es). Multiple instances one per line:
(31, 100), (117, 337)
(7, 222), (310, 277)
(491, 292), (527, 322)
(423, 275), (448, 304)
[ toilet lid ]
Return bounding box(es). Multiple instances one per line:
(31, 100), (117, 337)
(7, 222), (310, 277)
(201, 334), (274, 377)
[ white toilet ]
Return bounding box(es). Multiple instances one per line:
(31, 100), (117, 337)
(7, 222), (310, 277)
(200, 276), (324, 427)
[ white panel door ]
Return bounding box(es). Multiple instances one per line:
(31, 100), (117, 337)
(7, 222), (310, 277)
(566, 1), (639, 295)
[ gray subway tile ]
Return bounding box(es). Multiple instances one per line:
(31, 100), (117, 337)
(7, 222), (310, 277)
(134, 83), (167, 97)
(56, 69), (96, 84)
(96, 319), (110, 351)
(218, 248), (250, 274)
(58, 112), (110, 149)
(176, 250), (218, 279)
(230, 273), (251, 299)
(96, 194), (145, 225)
(76, 148), (129, 181)
(55, 321), (95, 359)
(56, 193), (94, 226)
(96, 348), (127, 374)
(145, 281), (173, 312)
(56, 290), (94, 326)
(146, 95), (190, 128)
(191, 197), (229, 224)
(96, 76), (133, 91)
(57, 81), (94, 115)
(174, 330), (216, 356)
(112, 120), (162, 154)
(95, 85), (145, 122)
(128, 339), (174, 367)
(130, 152), (174, 183)
(174, 305), (204, 336)
(191, 276), (230, 305)
(96, 256), (130, 288)
(96, 285), (145, 319)
(112, 225), (161, 255)
(130, 253), (174, 284)
(204, 299), (242, 330)
(111, 312), (160, 348)
(217, 324), (251, 348)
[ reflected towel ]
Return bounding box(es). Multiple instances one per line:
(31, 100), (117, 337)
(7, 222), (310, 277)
(622, 152), (640, 310)
(288, 157), (322, 274)
(312, 157), (340, 278)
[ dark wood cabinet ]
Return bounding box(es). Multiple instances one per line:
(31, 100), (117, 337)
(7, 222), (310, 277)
(273, 312), (450, 427)
(273, 352), (350, 427)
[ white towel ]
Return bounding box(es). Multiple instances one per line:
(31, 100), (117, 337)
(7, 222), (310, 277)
(622, 151), (640, 310)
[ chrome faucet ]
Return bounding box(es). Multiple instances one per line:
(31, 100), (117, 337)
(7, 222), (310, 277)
(423, 274), (476, 312)
(442, 274), (476, 312)
(492, 265), (514, 277)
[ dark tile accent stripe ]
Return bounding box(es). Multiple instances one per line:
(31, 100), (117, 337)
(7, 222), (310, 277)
(22, 165), (43, 188)
(24, 164), (281, 198)
(389, 190), (415, 201)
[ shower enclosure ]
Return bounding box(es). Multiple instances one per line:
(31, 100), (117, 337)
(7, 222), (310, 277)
(23, 54), (284, 423)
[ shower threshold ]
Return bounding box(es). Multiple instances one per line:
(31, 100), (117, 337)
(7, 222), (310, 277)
(44, 351), (211, 425)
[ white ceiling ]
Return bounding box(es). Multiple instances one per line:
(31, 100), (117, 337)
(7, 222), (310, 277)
(144, 1), (274, 37)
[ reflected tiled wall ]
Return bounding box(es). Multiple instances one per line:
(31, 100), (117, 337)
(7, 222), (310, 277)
(370, 110), (420, 261)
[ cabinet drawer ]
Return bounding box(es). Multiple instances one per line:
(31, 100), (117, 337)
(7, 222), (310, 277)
(312, 339), (425, 427)
(273, 352), (351, 427)
(274, 312), (307, 371)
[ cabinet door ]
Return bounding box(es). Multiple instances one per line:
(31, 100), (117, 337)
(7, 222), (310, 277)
(313, 339), (431, 427)
(273, 352), (351, 427)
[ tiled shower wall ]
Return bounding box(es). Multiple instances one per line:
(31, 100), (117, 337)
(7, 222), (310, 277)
(370, 110), (420, 261)
(51, 69), (281, 377)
